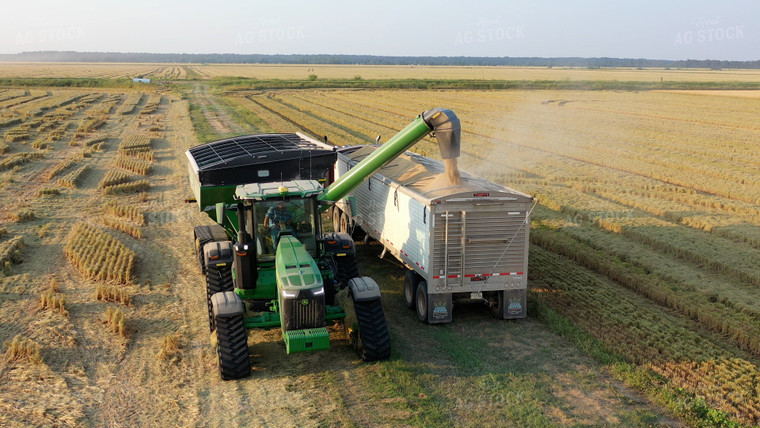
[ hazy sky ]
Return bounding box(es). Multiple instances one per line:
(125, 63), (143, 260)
(1, 0), (757, 60)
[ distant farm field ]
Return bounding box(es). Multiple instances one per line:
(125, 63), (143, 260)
(1, 71), (759, 426)
(2, 61), (760, 82)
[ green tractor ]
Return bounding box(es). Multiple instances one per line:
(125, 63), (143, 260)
(186, 109), (460, 379)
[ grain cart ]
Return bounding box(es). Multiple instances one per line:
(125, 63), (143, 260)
(186, 109), (461, 379)
(330, 146), (533, 324)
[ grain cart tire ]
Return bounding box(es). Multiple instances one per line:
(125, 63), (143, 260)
(194, 225), (228, 274)
(332, 207), (342, 233)
(348, 277), (391, 361)
(211, 291), (251, 380)
(415, 281), (428, 323)
(403, 270), (421, 310)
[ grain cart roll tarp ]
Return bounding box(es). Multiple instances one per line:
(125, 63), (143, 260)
(186, 133), (336, 212)
(332, 146), (533, 323)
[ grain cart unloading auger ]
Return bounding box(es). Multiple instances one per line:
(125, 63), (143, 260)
(186, 109), (460, 379)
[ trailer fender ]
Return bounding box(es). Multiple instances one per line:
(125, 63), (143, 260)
(204, 241), (234, 268)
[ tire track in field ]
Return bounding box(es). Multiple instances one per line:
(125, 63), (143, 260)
(244, 95), (322, 138)
(191, 83), (245, 135)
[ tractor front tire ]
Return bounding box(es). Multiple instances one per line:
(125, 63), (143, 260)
(352, 297), (391, 361)
(215, 314), (251, 380)
(206, 263), (234, 331)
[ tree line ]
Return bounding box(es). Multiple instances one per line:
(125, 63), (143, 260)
(1, 51), (758, 69)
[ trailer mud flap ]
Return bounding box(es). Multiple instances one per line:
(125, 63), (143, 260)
(428, 292), (453, 324)
(503, 288), (527, 319)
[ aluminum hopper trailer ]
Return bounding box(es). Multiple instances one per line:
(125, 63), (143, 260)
(330, 146), (533, 324)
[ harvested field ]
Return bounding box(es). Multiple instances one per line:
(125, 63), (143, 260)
(0, 73), (758, 426)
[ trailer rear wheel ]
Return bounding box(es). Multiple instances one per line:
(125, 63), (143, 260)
(415, 281), (428, 323)
(403, 270), (420, 310)
(489, 291), (504, 319)
(206, 263), (234, 331)
(215, 314), (251, 380)
(352, 297), (391, 361)
(339, 212), (352, 235)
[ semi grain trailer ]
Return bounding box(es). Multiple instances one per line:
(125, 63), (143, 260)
(330, 146), (532, 323)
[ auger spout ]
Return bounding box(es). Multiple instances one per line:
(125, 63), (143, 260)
(319, 108), (460, 202)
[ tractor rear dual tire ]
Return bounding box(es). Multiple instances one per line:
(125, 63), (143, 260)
(215, 314), (251, 380)
(352, 297), (391, 361)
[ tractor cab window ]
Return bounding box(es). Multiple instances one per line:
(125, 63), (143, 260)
(253, 198), (316, 257)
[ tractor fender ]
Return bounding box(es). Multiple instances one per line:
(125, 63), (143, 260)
(211, 291), (244, 318)
(322, 232), (356, 257)
(204, 241), (234, 268)
(348, 277), (381, 302)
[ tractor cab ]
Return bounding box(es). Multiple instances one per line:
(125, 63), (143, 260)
(235, 180), (323, 259)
